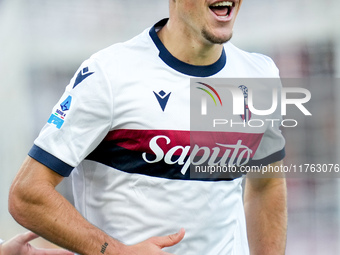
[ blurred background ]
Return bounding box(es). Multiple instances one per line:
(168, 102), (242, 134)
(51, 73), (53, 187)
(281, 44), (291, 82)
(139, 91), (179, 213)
(0, 0), (339, 254)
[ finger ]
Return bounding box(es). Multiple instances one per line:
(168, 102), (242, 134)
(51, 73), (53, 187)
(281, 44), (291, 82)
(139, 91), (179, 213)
(35, 248), (74, 255)
(161, 252), (176, 255)
(152, 228), (185, 249)
(20, 231), (39, 243)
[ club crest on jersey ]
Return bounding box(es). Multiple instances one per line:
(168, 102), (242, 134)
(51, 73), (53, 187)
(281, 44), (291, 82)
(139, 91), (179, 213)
(47, 95), (72, 129)
(238, 85), (252, 122)
(153, 90), (171, 111)
(73, 67), (94, 88)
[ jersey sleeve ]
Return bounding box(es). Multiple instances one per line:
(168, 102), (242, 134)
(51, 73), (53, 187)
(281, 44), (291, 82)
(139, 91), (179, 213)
(250, 118), (286, 166)
(29, 57), (113, 177)
(250, 73), (286, 166)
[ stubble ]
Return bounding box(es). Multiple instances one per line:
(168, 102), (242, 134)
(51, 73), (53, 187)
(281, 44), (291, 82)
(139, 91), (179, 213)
(201, 28), (233, 44)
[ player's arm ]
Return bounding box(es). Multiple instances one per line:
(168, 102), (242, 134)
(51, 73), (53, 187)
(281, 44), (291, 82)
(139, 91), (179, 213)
(9, 156), (184, 255)
(243, 160), (287, 255)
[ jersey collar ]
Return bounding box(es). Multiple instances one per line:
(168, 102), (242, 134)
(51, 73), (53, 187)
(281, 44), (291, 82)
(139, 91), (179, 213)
(149, 19), (227, 77)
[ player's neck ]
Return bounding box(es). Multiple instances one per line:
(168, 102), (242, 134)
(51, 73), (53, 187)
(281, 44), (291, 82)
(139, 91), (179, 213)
(157, 21), (224, 66)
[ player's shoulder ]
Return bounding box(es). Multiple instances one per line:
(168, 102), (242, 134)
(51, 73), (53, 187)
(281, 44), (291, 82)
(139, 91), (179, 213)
(224, 42), (279, 77)
(69, 27), (155, 87)
(89, 28), (152, 66)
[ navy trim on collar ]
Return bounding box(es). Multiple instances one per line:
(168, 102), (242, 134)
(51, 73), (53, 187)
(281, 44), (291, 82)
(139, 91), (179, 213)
(149, 19), (227, 77)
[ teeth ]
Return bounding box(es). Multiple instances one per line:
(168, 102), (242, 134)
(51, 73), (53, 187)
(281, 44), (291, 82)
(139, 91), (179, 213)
(211, 1), (233, 7)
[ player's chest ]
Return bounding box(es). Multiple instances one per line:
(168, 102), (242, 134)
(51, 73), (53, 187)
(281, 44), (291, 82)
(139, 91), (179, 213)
(111, 76), (190, 130)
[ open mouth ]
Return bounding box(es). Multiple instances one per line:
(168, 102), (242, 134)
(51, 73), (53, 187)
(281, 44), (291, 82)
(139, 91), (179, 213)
(209, 1), (234, 18)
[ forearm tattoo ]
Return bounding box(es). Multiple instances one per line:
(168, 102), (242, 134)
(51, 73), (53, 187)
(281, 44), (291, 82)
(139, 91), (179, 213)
(100, 242), (108, 254)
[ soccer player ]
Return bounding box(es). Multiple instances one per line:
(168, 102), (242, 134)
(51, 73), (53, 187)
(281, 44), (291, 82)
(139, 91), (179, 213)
(0, 232), (73, 255)
(9, 1), (287, 255)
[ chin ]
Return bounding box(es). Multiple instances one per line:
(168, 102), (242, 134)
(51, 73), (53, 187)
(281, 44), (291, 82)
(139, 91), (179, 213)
(202, 29), (233, 44)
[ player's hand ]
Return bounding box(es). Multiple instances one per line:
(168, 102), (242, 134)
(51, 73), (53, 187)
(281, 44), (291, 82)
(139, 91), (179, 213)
(121, 228), (185, 255)
(0, 232), (74, 255)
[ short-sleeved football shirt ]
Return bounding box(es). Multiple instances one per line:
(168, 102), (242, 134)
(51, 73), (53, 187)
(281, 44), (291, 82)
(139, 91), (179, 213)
(29, 19), (285, 255)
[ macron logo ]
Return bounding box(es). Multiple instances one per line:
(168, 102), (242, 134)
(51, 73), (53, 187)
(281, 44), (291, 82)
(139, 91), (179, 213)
(73, 67), (94, 88)
(153, 90), (171, 112)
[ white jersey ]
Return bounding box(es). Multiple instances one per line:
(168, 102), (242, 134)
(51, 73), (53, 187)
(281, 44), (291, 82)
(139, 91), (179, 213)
(29, 19), (285, 255)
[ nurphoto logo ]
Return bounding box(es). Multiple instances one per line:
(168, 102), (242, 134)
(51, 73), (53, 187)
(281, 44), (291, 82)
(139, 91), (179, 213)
(194, 79), (311, 128)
